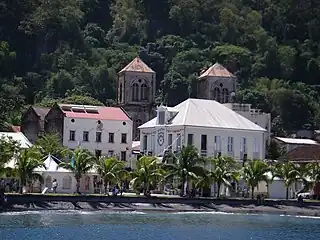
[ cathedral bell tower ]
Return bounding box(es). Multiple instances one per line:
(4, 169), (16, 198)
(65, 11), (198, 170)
(117, 57), (156, 140)
(197, 62), (236, 103)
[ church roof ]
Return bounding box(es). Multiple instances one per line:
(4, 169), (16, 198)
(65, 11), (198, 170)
(139, 98), (266, 132)
(198, 63), (234, 79)
(118, 57), (155, 74)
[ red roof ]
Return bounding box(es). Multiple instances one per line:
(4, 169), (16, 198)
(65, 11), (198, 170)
(119, 57), (155, 74)
(198, 63), (234, 79)
(284, 145), (320, 163)
(58, 105), (130, 121)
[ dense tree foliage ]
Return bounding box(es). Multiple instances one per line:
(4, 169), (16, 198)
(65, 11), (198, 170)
(1, 0), (320, 135)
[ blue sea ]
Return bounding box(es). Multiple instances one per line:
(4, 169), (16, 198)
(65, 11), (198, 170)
(0, 210), (319, 240)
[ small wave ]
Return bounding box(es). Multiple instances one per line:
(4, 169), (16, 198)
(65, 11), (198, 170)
(295, 215), (320, 219)
(173, 211), (236, 215)
(0, 210), (43, 216)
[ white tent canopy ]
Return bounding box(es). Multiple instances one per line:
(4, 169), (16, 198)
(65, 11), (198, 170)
(35, 154), (70, 173)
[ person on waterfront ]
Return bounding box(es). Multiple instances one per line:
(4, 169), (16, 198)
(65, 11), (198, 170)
(52, 179), (58, 193)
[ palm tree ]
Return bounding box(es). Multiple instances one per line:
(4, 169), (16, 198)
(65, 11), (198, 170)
(306, 162), (320, 194)
(0, 135), (20, 177)
(163, 145), (205, 196)
(35, 133), (68, 159)
(14, 147), (45, 193)
(94, 156), (127, 194)
(273, 161), (303, 199)
(242, 159), (270, 199)
(198, 156), (239, 198)
(59, 148), (94, 193)
(130, 156), (164, 196)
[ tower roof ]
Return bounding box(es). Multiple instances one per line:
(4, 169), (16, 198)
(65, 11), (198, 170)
(198, 62), (234, 79)
(118, 57), (155, 74)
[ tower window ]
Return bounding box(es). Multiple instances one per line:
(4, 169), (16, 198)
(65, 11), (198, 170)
(222, 88), (229, 103)
(211, 87), (221, 102)
(132, 83), (139, 101)
(119, 83), (123, 102)
(141, 83), (148, 100)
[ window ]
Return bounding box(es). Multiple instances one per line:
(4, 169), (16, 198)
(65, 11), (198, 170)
(158, 111), (165, 125)
(96, 132), (102, 142)
(69, 130), (75, 141)
(214, 136), (221, 151)
(108, 150), (114, 157)
(187, 134), (193, 145)
(240, 137), (247, 152)
(95, 150), (102, 158)
(141, 83), (148, 100)
(168, 134), (173, 150)
(143, 135), (148, 151)
(119, 83), (123, 102)
(109, 133), (114, 143)
(212, 87), (221, 102)
(83, 131), (89, 142)
(222, 88), (229, 103)
(121, 133), (127, 143)
(121, 151), (126, 161)
(201, 135), (207, 150)
(176, 134), (181, 151)
(227, 137), (233, 152)
(132, 83), (139, 101)
(62, 176), (72, 189)
(253, 137), (260, 159)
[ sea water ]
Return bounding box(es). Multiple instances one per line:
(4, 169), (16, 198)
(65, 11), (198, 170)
(0, 210), (319, 240)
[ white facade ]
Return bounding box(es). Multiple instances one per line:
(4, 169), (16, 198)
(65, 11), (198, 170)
(223, 103), (271, 145)
(60, 105), (133, 166)
(139, 99), (266, 162)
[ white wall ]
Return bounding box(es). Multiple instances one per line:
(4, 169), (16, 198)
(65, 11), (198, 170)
(63, 117), (132, 162)
(140, 125), (265, 161)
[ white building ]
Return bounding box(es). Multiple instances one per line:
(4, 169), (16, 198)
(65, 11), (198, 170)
(58, 104), (133, 165)
(0, 132), (33, 149)
(223, 103), (271, 145)
(274, 137), (318, 153)
(139, 98), (267, 162)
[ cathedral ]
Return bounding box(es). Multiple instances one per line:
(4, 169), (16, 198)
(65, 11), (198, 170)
(117, 58), (237, 140)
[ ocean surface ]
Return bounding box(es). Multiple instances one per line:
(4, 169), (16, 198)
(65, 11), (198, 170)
(0, 210), (319, 240)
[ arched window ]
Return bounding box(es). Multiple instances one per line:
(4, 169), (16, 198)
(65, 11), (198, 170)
(84, 176), (90, 191)
(211, 87), (221, 102)
(62, 175), (72, 189)
(132, 83), (139, 101)
(222, 88), (229, 103)
(45, 175), (52, 188)
(140, 83), (148, 100)
(119, 83), (123, 102)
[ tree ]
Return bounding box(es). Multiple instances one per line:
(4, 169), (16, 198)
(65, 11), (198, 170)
(35, 133), (68, 159)
(266, 139), (286, 160)
(94, 156), (127, 194)
(14, 147), (45, 193)
(0, 135), (21, 176)
(306, 162), (320, 191)
(163, 145), (205, 196)
(273, 161), (304, 199)
(130, 156), (164, 196)
(242, 160), (270, 199)
(59, 148), (94, 193)
(198, 156), (239, 198)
